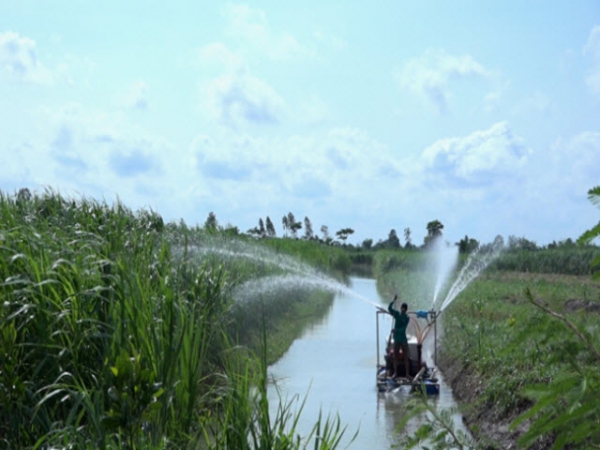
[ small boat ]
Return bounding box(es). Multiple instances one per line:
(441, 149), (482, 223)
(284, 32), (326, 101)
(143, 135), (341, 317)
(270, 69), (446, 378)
(376, 308), (440, 394)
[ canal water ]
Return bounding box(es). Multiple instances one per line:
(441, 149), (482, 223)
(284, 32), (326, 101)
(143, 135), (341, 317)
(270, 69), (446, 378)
(267, 277), (465, 448)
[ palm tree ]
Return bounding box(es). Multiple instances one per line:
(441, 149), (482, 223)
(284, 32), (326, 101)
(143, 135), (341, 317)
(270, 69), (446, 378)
(282, 215), (289, 237)
(424, 220), (444, 246)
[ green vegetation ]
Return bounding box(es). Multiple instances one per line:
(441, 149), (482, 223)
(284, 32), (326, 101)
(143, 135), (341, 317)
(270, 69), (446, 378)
(491, 245), (599, 276)
(375, 185), (600, 448)
(3, 185), (600, 449)
(0, 190), (351, 449)
(380, 267), (600, 448)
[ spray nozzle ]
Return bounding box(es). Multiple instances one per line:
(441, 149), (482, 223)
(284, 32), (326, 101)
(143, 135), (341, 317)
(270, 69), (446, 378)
(416, 310), (429, 319)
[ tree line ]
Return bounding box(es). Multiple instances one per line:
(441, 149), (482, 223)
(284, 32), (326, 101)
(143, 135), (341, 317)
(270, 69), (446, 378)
(204, 210), (594, 256)
(205, 212), (463, 251)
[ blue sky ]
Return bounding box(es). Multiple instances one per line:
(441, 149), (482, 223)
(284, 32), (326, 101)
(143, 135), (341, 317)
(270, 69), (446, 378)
(1, 1), (599, 246)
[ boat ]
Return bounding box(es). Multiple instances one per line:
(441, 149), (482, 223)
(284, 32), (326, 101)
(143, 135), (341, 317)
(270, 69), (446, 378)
(376, 307), (440, 394)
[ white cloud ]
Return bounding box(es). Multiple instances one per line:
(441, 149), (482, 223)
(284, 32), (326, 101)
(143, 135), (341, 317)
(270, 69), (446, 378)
(224, 4), (314, 61)
(0, 31), (52, 83)
(288, 171), (332, 199)
(511, 91), (552, 116)
(181, 126), (401, 238)
(586, 70), (600, 95)
(15, 103), (171, 202)
(421, 122), (530, 186)
(109, 147), (158, 177)
(189, 126), (395, 210)
(192, 133), (257, 181)
(548, 132), (600, 196)
(119, 81), (149, 110)
(298, 95), (331, 125)
(584, 25), (600, 95)
(313, 31), (348, 51)
(566, 132), (600, 183)
(198, 42), (244, 71)
(482, 90), (502, 113)
(583, 25), (600, 59)
(181, 124), (597, 245)
(203, 72), (285, 127)
(395, 49), (490, 114)
(0, 143), (38, 191)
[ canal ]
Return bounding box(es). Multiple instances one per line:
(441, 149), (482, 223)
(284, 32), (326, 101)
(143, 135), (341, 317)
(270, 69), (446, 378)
(267, 277), (466, 448)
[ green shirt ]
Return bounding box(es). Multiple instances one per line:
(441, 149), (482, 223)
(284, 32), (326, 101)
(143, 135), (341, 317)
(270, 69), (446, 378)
(388, 301), (409, 344)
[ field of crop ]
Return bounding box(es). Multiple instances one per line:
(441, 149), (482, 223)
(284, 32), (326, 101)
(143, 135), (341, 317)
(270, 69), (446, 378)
(0, 191), (350, 449)
(381, 265), (600, 449)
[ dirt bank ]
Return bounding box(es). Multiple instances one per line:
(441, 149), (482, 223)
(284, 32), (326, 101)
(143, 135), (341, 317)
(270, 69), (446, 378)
(438, 352), (554, 450)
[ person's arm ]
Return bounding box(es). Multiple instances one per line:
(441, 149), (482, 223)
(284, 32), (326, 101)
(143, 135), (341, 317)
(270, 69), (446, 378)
(388, 295), (398, 314)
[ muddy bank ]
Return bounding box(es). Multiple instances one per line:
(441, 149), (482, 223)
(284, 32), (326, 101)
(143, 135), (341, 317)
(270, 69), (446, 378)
(438, 352), (554, 450)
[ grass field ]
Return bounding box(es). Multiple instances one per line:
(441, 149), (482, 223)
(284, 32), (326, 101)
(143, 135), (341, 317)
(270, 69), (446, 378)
(380, 266), (600, 448)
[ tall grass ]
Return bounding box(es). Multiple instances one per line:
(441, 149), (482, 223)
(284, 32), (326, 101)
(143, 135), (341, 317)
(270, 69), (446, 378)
(0, 190), (350, 449)
(372, 249), (427, 277)
(202, 328), (353, 450)
(255, 236), (353, 278)
(491, 246), (600, 276)
(158, 226), (344, 364)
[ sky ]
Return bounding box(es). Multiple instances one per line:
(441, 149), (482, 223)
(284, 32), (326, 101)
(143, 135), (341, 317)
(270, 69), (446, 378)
(1, 1), (599, 247)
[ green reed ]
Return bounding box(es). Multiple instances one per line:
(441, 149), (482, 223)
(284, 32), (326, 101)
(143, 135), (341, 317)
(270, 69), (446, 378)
(0, 189), (350, 449)
(491, 246), (600, 276)
(201, 324), (353, 450)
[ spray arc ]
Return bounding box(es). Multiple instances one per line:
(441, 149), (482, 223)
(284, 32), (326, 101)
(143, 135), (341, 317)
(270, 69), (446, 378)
(376, 237), (505, 394)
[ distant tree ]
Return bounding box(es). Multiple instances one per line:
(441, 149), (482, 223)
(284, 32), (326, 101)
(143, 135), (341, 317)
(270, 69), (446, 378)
(320, 225), (331, 244)
(403, 227), (413, 248)
(457, 235), (479, 254)
(204, 212), (218, 232)
(374, 239), (385, 249)
(286, 212), (302, 238)
(224, 224), (239, 236)
(265, 216), (276, 237)
(424, 220), (444, 246)
(282, 215), (289, 237)
(507, 235), (538, 251)
(547, 238), (575, 249)
(387, 229), (401, 248)
(362, 238), (373, 250)
(16, 187), (32, 203)
(507, 235), (518, 249)
(336, 228), (354, 244)
(303, 216), (314, 240)
(248, 218), (266, 238)
(479, 235), (505, 253)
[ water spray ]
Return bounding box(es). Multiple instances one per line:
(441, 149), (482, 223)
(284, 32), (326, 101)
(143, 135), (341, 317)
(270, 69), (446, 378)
(438, 237), (504, 312)
(233, 272), (384, 311)
(429, 236), (459, 308)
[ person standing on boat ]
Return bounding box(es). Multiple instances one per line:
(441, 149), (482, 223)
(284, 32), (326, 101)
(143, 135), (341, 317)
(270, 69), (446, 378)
(388, 295), (411, 379)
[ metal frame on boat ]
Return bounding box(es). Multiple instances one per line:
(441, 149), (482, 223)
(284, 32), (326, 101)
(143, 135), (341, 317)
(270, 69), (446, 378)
(376, 308), (440, 394)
